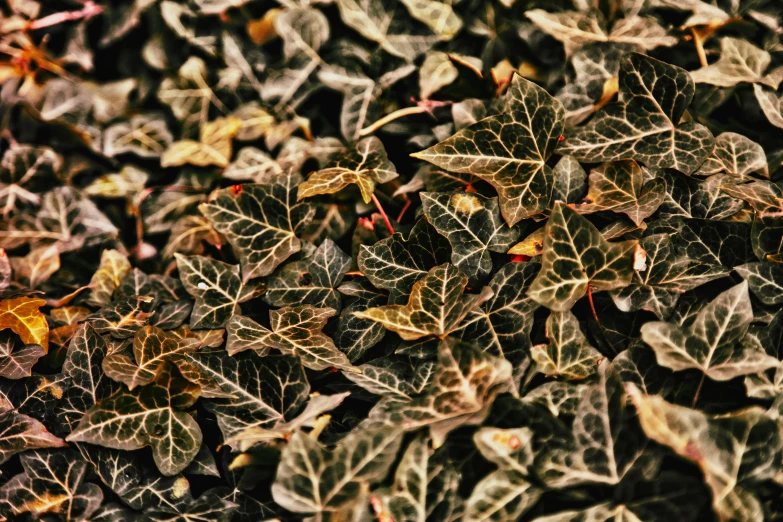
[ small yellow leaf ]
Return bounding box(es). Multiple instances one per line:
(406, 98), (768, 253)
(0, 296), (49, 352)
(162, 117), (241, 168)
(508, 228), (545, 257)
(247, 9), (282, 46)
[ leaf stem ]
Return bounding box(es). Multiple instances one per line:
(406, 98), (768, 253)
(692, 373), (705, 407)
(371, 193), (395, 235)
(28, 1), (103, 31)
(396, 200), (412, 223)
(587, 284), (601, 326)
(359, 106), (428, 137)
(690, 28), (708, 68)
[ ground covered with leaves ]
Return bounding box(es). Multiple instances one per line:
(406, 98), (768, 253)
(2, 0), (783, 521)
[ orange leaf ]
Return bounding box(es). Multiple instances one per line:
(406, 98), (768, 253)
(0, 297), (49, 352)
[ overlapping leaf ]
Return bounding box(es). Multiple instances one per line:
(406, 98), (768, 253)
(560, 54), (715, 174)
(412, 74), (565, 226)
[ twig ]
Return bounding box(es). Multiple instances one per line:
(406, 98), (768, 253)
(360, 106), (428, 137)
(28, 2), (103, 31)
(691, 27), (708, 68)
(371, 193), (395, 235)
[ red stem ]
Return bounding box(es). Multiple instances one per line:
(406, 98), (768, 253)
(28, 2), (103, 31)
(396, 200), (412, 223)
(692, 374), (705, 407)
(371, 193), (395, 235)
(587, 284), (601, 326)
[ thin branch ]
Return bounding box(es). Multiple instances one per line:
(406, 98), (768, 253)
(28, 2), (103, 31)
(371, 193), (395, 235)
(690, 27), (708, 68)
(692, 373), (706, 407)
(360, 106), (428, 137)
(396, 200), (412, 223)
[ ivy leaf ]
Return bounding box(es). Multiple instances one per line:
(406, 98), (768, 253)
(551, 155), (587, 205)
(0, 409), (66, 465)
(335, 0), (438, 61)
(611, 234), (729, 320)
(376, 434), (461, 522)
(412, 74), (565, 226)
(272, 427), (403, 514)
(754, 84), (783, 129)
(0, 295), (49, 352)
(536, 362), (647, 487)
(146, 489), (239, 522)
(574, 160), (666, 225)
(529, 202), (638, 312)
(454, 262), (540, 369)
(67, 363), (202, 476)
(265, 238), (351, 311)
(0, 449), (103, 520)
(560, 53), (715, 175)
(299, 137), (398, 204)
(200, 172), (315, 282)
(696, 132), (767, 179)
(525, 9), (676, 56)
(465, 427), (541, 521)
(629, 385), (781, 522)
(102, 325), (201, 391)
(0, 333), (44, 379)
(421, 192), (520, 281)
(0, 144), (61, 215)
(0, 186), (118, 254)
(103, 114), (174, 158)
(157, 56), (224, 132)
(185, 350), (309, 442)
(358, 217), (451, 303)
(720, 180), (783, 214)
(88, 249), (131, 307)
(531, 310), (602, 380)
(355, 263), (493, 341)
(162, 117), (241, 168)
(57, 324), (119, 432)
(690, 37), (783, 89)
(175, 254), (256, 329)
(640, 282), (778, 380)
(736, 261), (783, 305)
(87, 296), (155, 339)
(400, 0), (462, 40)
(364, 338), (512, 447)
(225, 306), (357, 373)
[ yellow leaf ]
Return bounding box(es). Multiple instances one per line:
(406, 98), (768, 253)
(0, 296), (49, 352)
(162, 117), (241, 168)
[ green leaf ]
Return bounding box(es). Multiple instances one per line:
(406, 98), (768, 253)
(529, 202), (638, 311)
(551, 155), (587, 205)
(611, 233), (728, 320)
(720, 180), (783, 214)
(103, 114), (173, 158)
(0, 449), (103, 520)
(200, 172), (315, 282)
(696, 132), (767, 178)
(422, 192), (520, 281)
(0, 410), (65, 465)
(736, 261), (783, 305)
(184, 350), (310, 441)
(525, 9), (676, 56)
(575, 160), (666, 225)
(355, 263), (492, 340)
(67, 364), (203, 476)
(272, 427), (404, 514)
(629, 385), (781, 522)
(265, 238), (350, 311)
(640, 282), (777, 380)
(412, 74), (565, 226)
(225, 306), (357, 373)
(690, 37), (783, 89)
(531, 310), (602, 380)
(175, 254), (256, 329)
(358, 217), (451, 303)
(299, 137), (398, 204)
(560, 53), (715, 174)
(364, 338), (512, 447)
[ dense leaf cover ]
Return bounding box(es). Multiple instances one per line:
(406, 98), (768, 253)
(2, 0), (783, 521)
